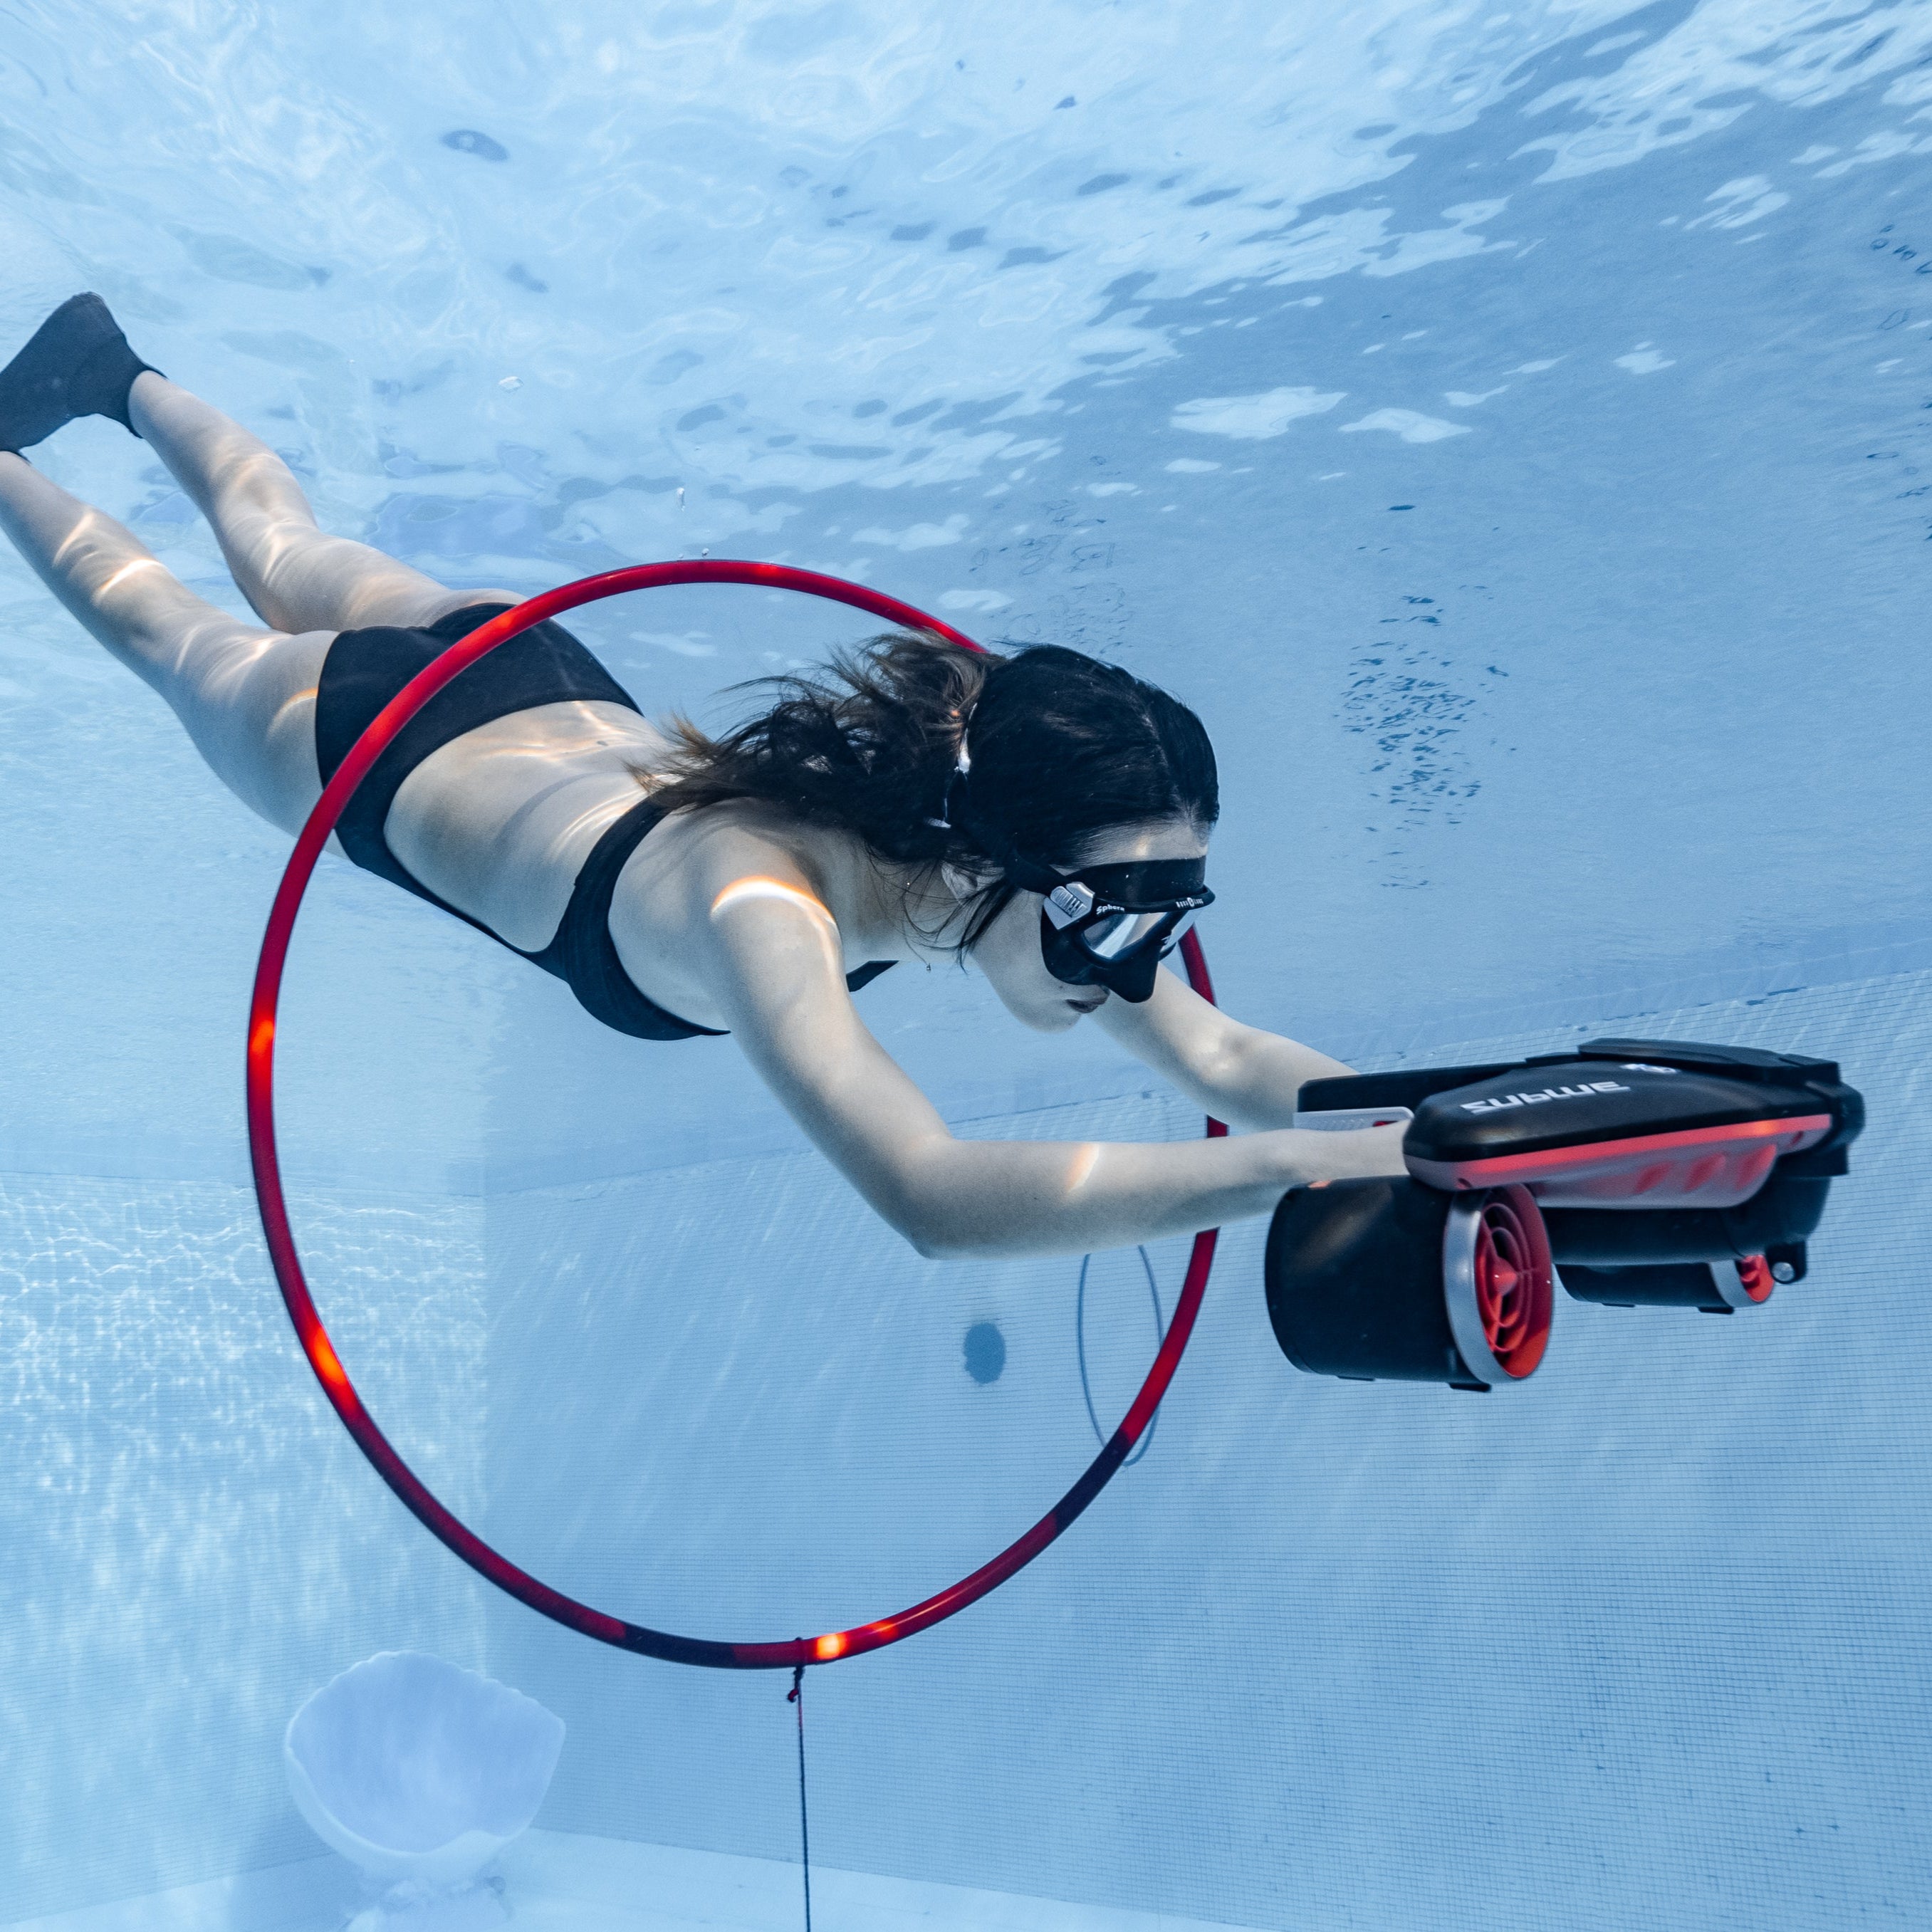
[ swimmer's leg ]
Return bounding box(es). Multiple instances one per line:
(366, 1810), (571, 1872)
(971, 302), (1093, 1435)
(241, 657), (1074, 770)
(127, 371), (511, 635)
(0, 451), (331, 834)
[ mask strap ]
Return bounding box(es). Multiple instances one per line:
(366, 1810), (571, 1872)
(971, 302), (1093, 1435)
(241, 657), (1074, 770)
(924, 716), (975, 830)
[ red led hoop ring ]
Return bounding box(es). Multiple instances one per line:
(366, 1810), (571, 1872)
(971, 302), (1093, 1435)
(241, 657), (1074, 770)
(248, 560), (1224, 1670)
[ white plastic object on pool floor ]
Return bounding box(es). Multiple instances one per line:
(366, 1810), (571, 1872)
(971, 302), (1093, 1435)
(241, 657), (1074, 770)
(284, 1652), (565, 1912)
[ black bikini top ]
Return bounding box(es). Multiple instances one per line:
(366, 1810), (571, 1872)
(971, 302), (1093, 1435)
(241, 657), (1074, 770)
(517, 792), (897, 1039)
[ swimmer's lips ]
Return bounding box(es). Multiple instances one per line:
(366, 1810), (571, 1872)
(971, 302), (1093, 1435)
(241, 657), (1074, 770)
(1401, 1060), (1841, 1208)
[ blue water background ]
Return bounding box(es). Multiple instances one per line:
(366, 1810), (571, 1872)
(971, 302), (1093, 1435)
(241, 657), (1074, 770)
(1, 2), (1930, 1926)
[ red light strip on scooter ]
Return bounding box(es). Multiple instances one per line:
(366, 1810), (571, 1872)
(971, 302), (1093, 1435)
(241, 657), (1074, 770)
(1408, 1112), (1831, 1205)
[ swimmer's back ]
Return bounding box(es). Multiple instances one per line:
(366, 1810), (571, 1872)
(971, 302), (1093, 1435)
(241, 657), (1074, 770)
(315, 604), (893, 1038)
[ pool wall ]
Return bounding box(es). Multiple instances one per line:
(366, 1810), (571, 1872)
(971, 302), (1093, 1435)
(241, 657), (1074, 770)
(9, 950), (1923, 1928)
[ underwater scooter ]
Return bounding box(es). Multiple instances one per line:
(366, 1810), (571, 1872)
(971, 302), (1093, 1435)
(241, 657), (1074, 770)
(1265, 1039), (1865, 1391)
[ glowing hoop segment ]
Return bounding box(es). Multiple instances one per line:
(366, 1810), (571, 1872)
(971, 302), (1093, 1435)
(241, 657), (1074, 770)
(248, 560), (1225, 1670)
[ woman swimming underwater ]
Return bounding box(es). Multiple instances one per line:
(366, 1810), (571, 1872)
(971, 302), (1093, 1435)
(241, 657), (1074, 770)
(0, 293), (1406, 1258)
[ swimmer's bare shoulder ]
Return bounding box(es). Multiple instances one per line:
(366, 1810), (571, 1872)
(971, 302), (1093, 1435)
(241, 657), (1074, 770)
(606, 796), (855, 1033)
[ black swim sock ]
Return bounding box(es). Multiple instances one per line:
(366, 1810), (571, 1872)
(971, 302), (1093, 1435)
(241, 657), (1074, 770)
(0, 293), (161, 454)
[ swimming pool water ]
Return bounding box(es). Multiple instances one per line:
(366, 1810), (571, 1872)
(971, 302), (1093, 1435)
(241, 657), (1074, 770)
(3, 3), (1930, 1926)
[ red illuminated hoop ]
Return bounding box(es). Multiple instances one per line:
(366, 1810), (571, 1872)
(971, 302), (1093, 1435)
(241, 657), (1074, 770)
(248, 560), (1225, 1670)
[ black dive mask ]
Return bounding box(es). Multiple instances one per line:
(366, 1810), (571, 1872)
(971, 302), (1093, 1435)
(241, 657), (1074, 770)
(1001, 854), (1213, 1003)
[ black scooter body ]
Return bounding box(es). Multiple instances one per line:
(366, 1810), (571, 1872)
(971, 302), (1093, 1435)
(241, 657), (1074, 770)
(1268, 1038), (1864, 1384)
(1306, 1039), (1859, 1208)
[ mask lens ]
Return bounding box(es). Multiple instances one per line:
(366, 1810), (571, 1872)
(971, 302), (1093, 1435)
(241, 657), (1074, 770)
(1078, 911), (1136, 959)
(1155, 906), (1199, 956)
(1082, 907), (1176, 960)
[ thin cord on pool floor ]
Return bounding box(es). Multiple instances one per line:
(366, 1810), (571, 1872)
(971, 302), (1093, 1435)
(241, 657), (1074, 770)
(1077, 1247), (1166, 1467)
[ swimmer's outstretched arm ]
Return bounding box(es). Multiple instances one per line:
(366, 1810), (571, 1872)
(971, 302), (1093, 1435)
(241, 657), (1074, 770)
(686, 870), (1406, 1261)
(1094, 965), (1357, 1132)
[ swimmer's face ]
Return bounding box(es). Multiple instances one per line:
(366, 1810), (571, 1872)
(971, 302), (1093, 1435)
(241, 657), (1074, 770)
(972, 815), (1211, 1033)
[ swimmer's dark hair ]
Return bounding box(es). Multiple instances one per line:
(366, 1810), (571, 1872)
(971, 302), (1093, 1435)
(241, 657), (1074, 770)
(647, 631), (1218, 949)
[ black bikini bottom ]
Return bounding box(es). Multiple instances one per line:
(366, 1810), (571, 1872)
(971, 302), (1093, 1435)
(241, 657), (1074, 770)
(314, 602), (892, 1040)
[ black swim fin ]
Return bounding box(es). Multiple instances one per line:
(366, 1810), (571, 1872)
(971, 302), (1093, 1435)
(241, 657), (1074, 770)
(0, 293), (161, 454)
